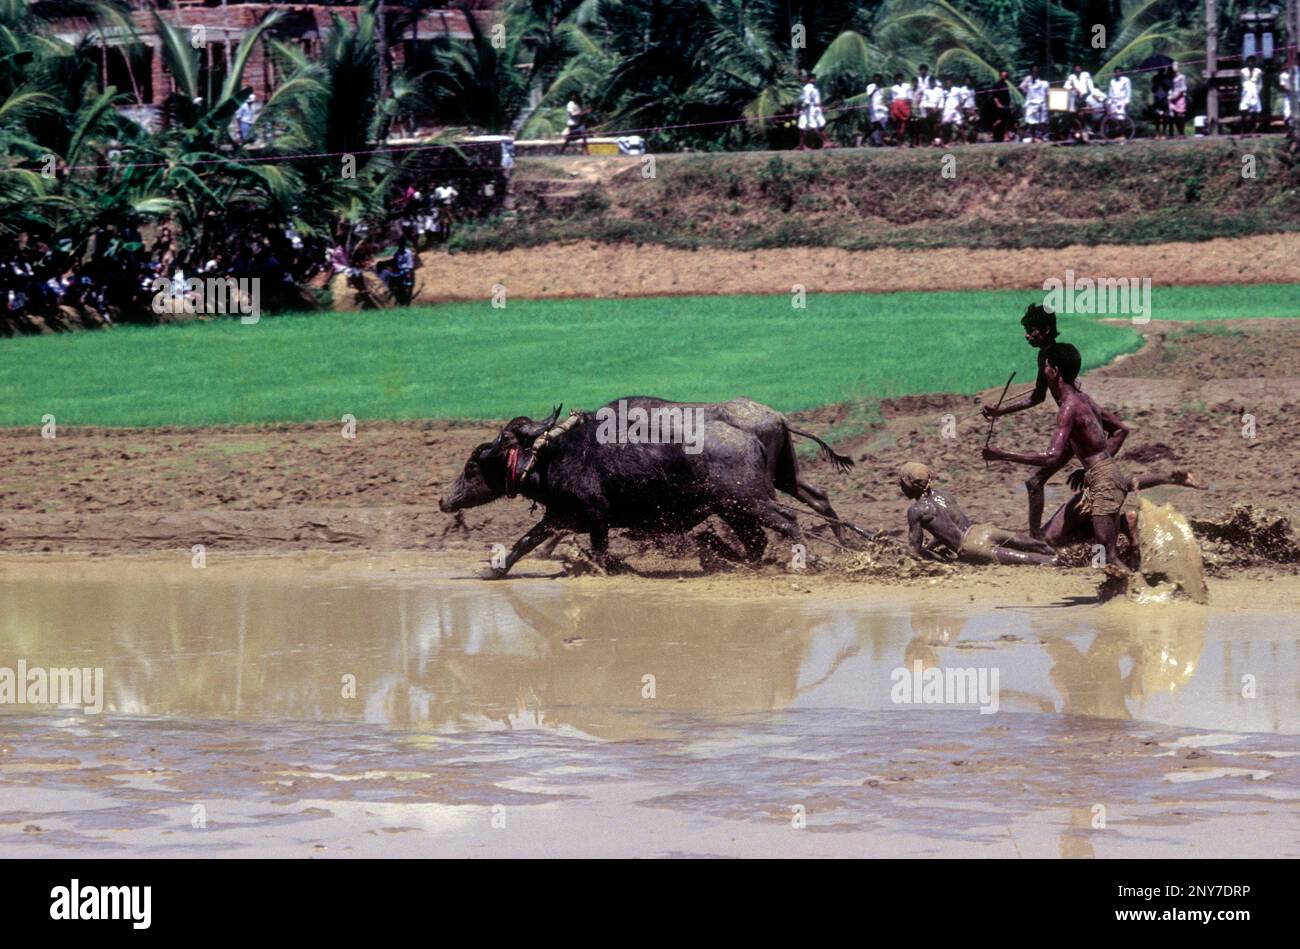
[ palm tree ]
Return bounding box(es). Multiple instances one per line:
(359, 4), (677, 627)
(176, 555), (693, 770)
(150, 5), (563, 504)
(0, 0), (156, 250)
(257, 6), (458, 251)
(873, 0), (1017, 83)
(872, 0), (1201, 83)
(1091, 0), (1201, 84)
(90, 11), (293, 265)
(420, 3), (532, 133)
(549, 0), (873, 149)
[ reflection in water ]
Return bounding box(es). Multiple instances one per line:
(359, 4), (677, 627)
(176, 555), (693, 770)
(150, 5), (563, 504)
(904, 609), (966, 670)
(0, 559), (1295, 738)
(1059, 807), (1099, 860)
(0, 568), (879, 738)
(1042, 605), (1206, 722)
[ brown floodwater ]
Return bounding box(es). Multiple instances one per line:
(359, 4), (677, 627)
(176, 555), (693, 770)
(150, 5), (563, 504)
(1, 554), (1296, 858)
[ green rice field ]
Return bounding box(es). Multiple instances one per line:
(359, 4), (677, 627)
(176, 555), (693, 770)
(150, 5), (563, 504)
(1, 284), (1294, 427)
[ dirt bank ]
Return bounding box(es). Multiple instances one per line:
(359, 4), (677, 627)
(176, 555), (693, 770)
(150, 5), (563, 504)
(417, 233), (1300, 301)
(2, 319), (1297, 590)
(464, 140), (1300, 255)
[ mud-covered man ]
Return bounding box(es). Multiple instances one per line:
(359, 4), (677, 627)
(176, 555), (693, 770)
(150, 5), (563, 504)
(898, 462), (1057, 566)
(982, 343), (1131, 570)
(981, 303), (1070, 538)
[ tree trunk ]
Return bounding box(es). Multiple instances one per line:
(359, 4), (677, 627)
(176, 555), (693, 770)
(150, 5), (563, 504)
(376, 0), (389, 100)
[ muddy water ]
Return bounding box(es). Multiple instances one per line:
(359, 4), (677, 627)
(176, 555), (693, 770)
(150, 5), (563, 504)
(1, 555), (1296, 858)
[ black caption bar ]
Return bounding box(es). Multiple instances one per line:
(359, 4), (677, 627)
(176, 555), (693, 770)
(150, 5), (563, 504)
(1, 858), (1280, 935)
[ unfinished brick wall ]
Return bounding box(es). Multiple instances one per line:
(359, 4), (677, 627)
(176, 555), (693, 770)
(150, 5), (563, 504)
(54, 4), (490, 106)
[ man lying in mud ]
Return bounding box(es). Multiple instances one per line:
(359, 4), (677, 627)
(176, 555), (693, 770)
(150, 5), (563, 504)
(898, 462), (1058, 565)
(980, 303), (1069, 539)
(983, 342), (1132, 570)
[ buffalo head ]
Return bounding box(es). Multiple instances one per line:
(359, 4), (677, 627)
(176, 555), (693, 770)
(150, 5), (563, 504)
(439, 405), (562, 513)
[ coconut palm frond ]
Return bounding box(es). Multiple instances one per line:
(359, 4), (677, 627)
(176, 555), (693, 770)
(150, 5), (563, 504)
(219, 11), (285, 106)
(151, 12), (200, 102)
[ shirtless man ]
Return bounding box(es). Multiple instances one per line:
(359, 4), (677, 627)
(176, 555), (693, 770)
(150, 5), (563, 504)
(981, 304), (1070, 539)
(982, 342), (1131, 569)
(898, 462), (1057, 566)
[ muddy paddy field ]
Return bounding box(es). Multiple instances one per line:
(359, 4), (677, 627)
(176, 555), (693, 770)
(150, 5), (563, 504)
(2, 316), (1299, 857)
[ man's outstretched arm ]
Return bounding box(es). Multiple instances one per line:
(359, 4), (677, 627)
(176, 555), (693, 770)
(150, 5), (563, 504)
(984, 374), (1046, 418)
(984, 408), (1073, 467)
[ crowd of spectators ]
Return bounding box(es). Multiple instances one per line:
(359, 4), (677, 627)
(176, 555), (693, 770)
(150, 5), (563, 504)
(2, 217), (323, 331)
(833, 62), (1149, 147)
(801, 57), (1296, 148)
(1, 180), (465, 331)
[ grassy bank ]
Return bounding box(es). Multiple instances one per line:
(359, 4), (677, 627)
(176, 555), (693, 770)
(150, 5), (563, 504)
(5, 284), (1292, 428)
(465, 138), (1300, 254)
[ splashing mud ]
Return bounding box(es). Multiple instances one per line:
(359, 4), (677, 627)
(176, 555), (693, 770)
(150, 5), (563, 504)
(1128, 498), (1210, 604)
(832, 535), (955, 582)
(1190, 505), (1300, 569)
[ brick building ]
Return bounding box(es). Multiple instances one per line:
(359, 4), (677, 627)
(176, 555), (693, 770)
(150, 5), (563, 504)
(49, 1), (497, 118)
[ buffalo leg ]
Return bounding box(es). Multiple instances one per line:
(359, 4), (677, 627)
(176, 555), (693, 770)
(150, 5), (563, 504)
(695, 526), (748, 569)
(748, 500), (806, 557)
(718, 510), (769, 563)
(493, 518), (559, 578)
(588, 526), (630, 574)
(773, 436), (852, 545)
(537, 532), (569, 558)
(792, 477), (851, 545)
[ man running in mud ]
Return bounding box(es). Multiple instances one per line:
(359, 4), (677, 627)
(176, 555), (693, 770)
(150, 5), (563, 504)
(982, 343), (1131, 569)
(898, 462), (1057, 566)
(981, 303), (1071, 539)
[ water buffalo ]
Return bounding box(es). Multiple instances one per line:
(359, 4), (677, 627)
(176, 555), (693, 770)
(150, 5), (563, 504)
(439, 396), (855, 577)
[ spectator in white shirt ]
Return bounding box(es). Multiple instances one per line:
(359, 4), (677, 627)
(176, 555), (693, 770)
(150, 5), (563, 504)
(559, 94), (590, 154)
(957, 75), (979, 142)
(920, 79), (945, 145)
(1107, 68), (1132, 119)
(1281, 62), (1298, 124)
(960, 74), (978, 112)
(797, 73), (832, 150)
(1019, 64), (1049, 141)
(432, 184), (459, 243)
(941, 78), (965, 144)
(1064, 64), (1094, 112)
(909, 65), (935, 147)
(914, 64), (934, 97)
(865, 73), (889, 146)
(235, 93), (258, 144)
(1239, 55), (1263, 136)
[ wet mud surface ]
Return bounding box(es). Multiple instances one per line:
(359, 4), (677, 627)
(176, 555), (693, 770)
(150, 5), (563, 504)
(1, 555), (1296, 857)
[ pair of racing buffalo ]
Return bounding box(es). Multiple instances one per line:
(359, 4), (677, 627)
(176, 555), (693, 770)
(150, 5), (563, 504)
(439, 396), (858, 577)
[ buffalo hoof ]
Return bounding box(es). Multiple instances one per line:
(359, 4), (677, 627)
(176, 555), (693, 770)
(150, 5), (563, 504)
(480, 565), (509, 580)
(598, 555), (632, 575)
(555, 545), (606, 577)
(697, 546), (741, 573)
(694, 527), (749, 572)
